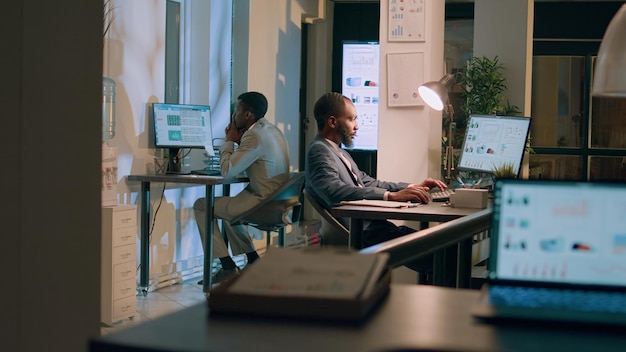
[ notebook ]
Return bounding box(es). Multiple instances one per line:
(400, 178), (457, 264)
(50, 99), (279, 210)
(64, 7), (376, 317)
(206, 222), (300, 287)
(472, 179), (626, 326)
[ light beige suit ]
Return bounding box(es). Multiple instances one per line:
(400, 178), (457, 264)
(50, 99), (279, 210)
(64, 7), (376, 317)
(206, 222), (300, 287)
(194, 117), (290, 258)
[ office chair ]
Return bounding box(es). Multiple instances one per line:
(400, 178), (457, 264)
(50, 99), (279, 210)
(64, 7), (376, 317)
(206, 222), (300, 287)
(303, 189), (349, 246)
(231, 172), (306, 248)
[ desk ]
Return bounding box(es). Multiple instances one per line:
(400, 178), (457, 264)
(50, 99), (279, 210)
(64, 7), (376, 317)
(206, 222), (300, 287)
(333, 202), (489, 286)
(127, 174), (248, 294)
(89, 284), (626, 352)
(332, 201), (484, 249)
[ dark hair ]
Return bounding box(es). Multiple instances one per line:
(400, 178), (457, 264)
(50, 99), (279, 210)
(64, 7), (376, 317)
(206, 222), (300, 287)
(312, 92), (350, 131)
(237, 91), (268, 120)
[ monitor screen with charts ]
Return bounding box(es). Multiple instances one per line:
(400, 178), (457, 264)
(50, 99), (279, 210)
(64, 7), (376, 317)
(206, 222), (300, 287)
(152, 103), (213, 173)
(457, 115), (531, 177)
(152, 103), (213, 150)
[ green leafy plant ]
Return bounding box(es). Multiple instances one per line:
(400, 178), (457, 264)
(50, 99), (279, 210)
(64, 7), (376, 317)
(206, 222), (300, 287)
(491, 162), (517, 179)
(459, 56), (520, 120)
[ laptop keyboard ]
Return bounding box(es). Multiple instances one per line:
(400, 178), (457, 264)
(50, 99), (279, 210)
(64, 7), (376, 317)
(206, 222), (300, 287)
(490, 285), (626, 314)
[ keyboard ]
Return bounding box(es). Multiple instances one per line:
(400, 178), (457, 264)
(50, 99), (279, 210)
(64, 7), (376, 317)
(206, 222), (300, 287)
(430, 189), (453, 202)
(190, 168), (222, 176)
(489, 285), (626, 314)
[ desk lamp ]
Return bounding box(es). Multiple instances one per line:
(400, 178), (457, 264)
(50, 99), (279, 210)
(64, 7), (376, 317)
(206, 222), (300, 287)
(418, 73), (456, 185)
(593, 3), (626, 97)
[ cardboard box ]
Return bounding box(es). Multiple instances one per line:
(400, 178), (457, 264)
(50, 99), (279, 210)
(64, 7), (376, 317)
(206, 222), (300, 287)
(450, 188), (488, 209)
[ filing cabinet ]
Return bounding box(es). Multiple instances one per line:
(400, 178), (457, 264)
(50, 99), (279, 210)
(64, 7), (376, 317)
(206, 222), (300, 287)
(101, 205), (137, 325)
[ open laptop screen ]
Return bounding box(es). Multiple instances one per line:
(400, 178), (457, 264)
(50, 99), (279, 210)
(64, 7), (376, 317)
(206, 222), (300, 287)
(490, 179), (626, 287)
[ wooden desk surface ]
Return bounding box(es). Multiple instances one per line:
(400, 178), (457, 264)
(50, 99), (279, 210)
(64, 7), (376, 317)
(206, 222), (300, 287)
(90, 285), (626, 352)
(331, 200), (487, 223)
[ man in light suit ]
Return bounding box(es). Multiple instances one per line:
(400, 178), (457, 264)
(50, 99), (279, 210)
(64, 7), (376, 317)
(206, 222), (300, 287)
(194, 92), (290, 283)
(305, 92), (447, 275)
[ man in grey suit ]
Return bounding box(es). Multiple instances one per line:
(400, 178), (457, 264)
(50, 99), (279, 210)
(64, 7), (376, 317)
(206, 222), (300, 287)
(305, 92), (447, 275)
(194, 92), (290, 283)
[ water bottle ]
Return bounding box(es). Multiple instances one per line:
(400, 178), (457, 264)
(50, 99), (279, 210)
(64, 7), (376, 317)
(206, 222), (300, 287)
(103, 76), (116, 141)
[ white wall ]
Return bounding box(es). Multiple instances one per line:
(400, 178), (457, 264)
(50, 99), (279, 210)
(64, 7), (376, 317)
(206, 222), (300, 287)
(474, 0), (534, 116)
(378, 0), (445, 183)
(235, 0), (325, 172)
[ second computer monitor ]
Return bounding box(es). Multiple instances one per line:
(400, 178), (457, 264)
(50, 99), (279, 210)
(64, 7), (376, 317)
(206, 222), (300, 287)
(152, 103), (213, 173)
(457, 114), (531, 177)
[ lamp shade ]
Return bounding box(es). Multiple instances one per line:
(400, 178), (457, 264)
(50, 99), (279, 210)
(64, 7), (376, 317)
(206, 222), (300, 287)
(418, 73), (455, 111)
(592, 4), (626, 97)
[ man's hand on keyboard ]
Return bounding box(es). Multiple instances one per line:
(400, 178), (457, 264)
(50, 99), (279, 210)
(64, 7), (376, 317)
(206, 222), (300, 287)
(388, 185), (430, 204)
(416, 177), (448, 191)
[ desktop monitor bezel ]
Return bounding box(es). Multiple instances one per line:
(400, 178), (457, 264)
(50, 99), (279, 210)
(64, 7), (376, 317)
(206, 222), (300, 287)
(152, 102), (213, 173)
(456, 114), (532, 178)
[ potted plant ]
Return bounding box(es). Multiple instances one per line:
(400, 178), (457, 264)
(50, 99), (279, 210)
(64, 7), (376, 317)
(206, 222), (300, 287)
(459, 55), (520, 120)
(443, 56), (530, 184)
(491, 162), (517, 179)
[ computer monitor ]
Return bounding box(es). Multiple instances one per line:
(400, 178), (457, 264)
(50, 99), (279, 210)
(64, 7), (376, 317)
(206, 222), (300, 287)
(457, 114), (531, 178)
(152, 103), (213, 173)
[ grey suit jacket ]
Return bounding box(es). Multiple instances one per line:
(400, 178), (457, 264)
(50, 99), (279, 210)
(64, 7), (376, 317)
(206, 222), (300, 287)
(305, 135), (409, 212)
(217, 117), (290, 217)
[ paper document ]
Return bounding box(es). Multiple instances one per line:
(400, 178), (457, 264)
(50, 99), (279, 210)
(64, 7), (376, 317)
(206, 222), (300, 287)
(228, 247), (388, 299)
(340, 199), (421, 208)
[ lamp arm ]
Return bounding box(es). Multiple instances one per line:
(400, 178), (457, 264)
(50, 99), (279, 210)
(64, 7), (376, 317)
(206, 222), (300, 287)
(444, 102), (455, 185)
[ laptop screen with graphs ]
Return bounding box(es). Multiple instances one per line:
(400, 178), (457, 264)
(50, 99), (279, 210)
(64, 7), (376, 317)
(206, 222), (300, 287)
(490, 179), (626, 288)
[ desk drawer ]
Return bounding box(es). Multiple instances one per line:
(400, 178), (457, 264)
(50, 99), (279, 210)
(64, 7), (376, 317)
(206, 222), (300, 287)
(111, 295), (136, 321)
(113, 261), (136, 283)
(112, 243), (136, 264)
(112, 226), (136, 247)
(112, 278), (136, 300)
(111, 207), (137, 230)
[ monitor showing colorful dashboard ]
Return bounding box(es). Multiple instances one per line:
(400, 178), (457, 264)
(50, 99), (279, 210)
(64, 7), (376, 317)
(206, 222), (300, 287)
(152, 103), (212, 149)
(457, 115), (531, 177)
(152, 103), (213, 173)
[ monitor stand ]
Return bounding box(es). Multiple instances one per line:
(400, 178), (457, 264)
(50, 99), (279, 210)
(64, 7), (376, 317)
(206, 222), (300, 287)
(166, 148), (184, 174)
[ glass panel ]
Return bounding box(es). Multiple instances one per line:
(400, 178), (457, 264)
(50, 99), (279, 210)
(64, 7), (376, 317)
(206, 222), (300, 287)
(590, 96), (626, 149)
(528, 154), (582, 180)
(531, 56), (585, 148)
(589, 156), (626, 180)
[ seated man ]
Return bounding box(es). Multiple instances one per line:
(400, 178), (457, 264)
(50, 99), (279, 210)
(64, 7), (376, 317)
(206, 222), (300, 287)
(194, 91), (290, 283)
(305, 92), (447, 275)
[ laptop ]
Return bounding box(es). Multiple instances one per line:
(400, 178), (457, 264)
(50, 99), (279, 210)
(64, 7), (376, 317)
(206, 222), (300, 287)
(472, 179), (626, 326)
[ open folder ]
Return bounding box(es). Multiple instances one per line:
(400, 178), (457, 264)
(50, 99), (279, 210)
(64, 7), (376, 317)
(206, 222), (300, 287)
(209, 247), (390, 321)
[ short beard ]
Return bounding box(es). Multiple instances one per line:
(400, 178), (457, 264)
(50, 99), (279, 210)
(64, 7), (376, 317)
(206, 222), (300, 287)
(339, 125), (354, 148)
